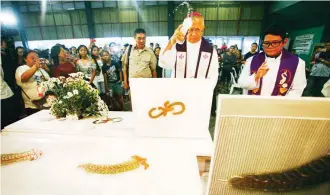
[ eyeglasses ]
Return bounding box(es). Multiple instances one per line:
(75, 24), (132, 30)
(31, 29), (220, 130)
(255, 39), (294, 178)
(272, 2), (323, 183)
(262, 40), (283, 48)
(188, 28), (202, 34)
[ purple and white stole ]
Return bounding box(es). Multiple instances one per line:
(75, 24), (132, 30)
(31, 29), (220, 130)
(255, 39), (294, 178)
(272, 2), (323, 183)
(174, 37), (213, 78)
(248, 50), (299, 96)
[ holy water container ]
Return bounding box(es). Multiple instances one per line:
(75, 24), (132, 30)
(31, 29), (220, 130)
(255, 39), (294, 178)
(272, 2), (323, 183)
(177, 17), (192, 44)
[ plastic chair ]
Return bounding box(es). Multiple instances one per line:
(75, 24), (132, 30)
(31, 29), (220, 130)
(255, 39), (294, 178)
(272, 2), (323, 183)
(230, 72), (240, 94)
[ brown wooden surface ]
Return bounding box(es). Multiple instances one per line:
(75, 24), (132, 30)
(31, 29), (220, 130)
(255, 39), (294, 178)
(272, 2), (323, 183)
(197, 156), (211, 176)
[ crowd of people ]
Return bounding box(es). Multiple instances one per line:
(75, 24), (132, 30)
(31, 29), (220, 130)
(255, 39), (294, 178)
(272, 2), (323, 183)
(1, 11), (329, 130)
(1, 32), (164, 129)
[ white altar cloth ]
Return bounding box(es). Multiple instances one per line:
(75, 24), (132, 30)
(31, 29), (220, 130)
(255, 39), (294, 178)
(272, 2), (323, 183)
(1, 134), (203, 195)
(3, 110), (214, 157)
(4, 110), (134, 136)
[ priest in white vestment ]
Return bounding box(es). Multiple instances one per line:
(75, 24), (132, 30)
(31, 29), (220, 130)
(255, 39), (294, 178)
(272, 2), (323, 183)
(159, 12), (219, 89)
(238, 26), (307, 96)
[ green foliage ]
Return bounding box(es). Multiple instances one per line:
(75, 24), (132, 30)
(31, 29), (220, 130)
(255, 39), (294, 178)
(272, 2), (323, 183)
(41, 72), (109, 119)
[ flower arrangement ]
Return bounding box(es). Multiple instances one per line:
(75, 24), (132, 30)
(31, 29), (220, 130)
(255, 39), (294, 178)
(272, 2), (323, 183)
(41, 72), (109, 119)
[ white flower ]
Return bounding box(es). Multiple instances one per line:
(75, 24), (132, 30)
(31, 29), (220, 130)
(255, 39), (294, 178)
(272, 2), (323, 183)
(48, 82), (55, 89)
(68, 73), (77, 77)
(73, 90), (79, 95)
(77, 72), (85, 78)
(50, 77), (58, 82)
(69, 72), (84, 79)
(67, 92), (73, 98)
(63, 96), (68, 99)
(66, 77), (74, 83)
(59, 100), (62, 104)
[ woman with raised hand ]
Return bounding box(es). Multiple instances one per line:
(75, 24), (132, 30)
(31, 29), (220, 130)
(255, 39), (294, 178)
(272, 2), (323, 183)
(15, 50), (50, 116)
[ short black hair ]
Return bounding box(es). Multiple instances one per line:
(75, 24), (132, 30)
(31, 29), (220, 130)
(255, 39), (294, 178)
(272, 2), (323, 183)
(23, 50), (38, 59)
(252, 43), (258, 47)
(264, 26), (287, 40)
(134, 28), (146, 36)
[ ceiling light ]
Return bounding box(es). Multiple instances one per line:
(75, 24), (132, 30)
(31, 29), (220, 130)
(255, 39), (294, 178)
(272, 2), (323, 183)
(0, 11), (17, 26)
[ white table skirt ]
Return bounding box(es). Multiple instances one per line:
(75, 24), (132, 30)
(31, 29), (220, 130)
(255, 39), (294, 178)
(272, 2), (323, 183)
(3, 110), (214, 157)
(1, 135), (203, 195)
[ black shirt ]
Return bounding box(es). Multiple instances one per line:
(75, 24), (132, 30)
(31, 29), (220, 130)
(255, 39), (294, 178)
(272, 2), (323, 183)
(1, 50), (17, 91)
(102, 61), (121, 83)
(222, 53), (237, 68)
(319, 50), (330, 61)
(244, 51), (258, 61)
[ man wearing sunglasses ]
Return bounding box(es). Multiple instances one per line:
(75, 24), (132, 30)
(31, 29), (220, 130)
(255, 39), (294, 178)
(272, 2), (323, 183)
(159, 11), (218, 89)
(238, 26), (306, 96)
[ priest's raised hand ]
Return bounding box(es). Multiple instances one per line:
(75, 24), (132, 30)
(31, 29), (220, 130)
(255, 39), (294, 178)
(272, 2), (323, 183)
(255, 61), (269, 84)
(168, 24), (184, 48)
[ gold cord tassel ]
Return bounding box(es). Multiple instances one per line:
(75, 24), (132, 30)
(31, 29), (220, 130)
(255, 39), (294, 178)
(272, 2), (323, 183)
(1, 149), (43, 166)
(78, 155), (149, 174)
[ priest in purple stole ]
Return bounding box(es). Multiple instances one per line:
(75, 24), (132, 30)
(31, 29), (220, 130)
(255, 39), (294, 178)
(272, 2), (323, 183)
(159, 12), (219, 89)
(238, 26), (307, 96)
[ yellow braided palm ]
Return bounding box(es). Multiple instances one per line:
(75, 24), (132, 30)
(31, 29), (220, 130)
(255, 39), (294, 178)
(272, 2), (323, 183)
(1, 149), (42, 166)
(79, 155), (149, 174)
